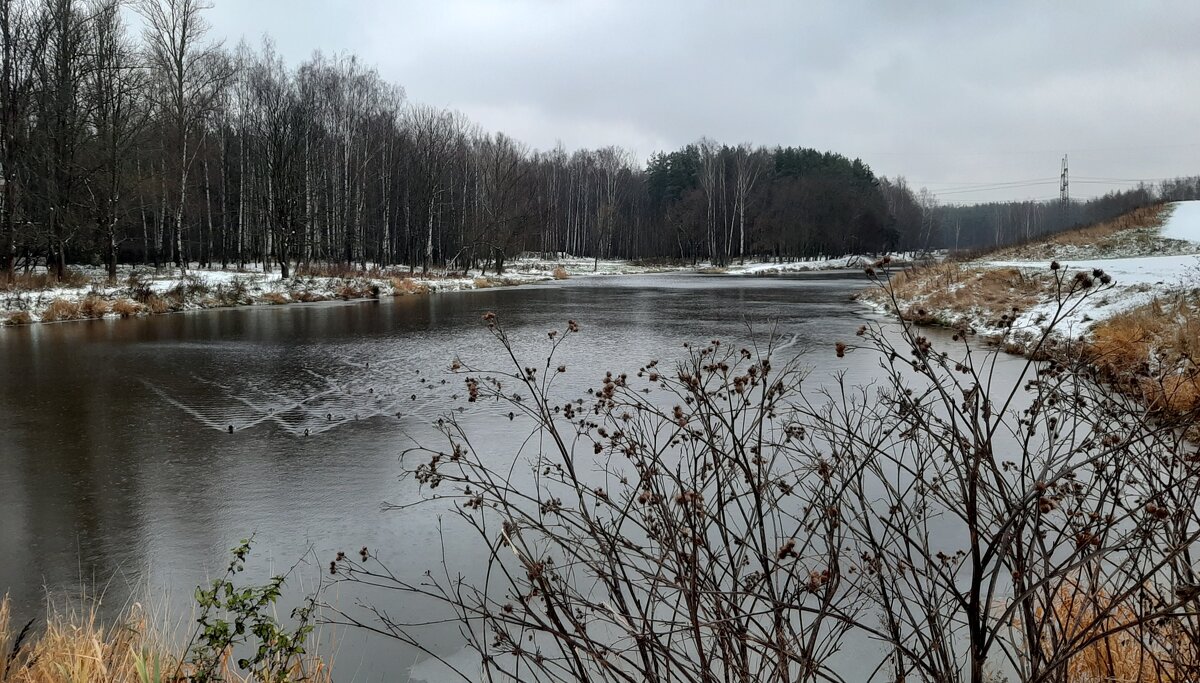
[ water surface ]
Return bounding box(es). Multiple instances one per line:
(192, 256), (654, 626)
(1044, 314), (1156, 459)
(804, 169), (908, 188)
(1, 272), (896, 679)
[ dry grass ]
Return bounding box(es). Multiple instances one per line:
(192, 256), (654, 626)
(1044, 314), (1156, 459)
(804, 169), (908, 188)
(4, 311), (32, 326)
(296, 263), (407, 280)
(987, 204), (1173, 261)
(1028, 582), (1197, 682)
(40, 298), (80, 322)
(867, 262), (1048, 328)
(472, 276), (494, 289)
(390, 277), (429, 295)
(110, 299), (142, 318)
(259, 291), (290, 305)
(143, 295), (171, 315)
(335, 281), (377, 300)
(0, 594), (332, 683)
(1087, 295), (1200, 419)
(552, 266), (569, 280)
(0, 269), (90, 292)
(0, 594), (173, 683)
(292, 290), (329, 303)
(79, 296), (111, 319)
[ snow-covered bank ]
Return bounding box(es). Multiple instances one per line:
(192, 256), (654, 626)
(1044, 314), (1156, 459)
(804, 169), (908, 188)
(0, 251), (934, 327)
(861, 200), (1200, 347)
(718, 252), (934, 276)
(0, 258), (657, 326)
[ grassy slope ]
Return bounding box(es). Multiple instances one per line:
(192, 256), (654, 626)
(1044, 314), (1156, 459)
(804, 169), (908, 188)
(860, 202), (1200, 420)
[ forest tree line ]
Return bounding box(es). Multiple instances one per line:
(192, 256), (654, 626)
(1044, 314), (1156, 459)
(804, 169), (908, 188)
(1, 0), (1196, 281)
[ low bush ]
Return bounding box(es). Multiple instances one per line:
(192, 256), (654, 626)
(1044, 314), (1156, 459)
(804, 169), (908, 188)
(4, 311), (32, 326)
(551, 265), (569, 280)
(40, 298), (80, 322)
(78, 295), (111, 319)
(259, 291), (289, 305)
(110, 298), (142, 318)
(390, 277), (429, 295)
(144, 295), (171, 315)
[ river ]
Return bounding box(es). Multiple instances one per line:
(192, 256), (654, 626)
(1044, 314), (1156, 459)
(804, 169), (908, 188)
(1, 271), (910, 680)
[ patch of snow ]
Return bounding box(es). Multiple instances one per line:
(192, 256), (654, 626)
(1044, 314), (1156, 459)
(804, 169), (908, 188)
(1160, 200), (1200, 244)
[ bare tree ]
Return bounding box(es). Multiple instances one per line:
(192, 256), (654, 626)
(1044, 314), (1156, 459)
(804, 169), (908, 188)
(84, 0), (148, 279)
(136, 0), (225, 272)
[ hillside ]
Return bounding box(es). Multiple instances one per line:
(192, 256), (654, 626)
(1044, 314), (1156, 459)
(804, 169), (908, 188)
(861, 200), (1200, 417)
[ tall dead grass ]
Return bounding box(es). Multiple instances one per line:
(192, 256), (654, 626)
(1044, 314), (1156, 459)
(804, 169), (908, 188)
(0, 595), (332, 683)
(1032, 582), (1197, 682)
(0, 594), (174, 683)
(982, 203), (1171, 261)
(40, 298), (81, 322)
(1088, 296), (1200, 418)
(868, 262), (1048, 327)
(0, 269), (90, 292)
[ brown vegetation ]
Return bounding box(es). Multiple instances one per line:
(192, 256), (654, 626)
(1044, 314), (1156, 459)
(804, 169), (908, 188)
(143, 295), (171, 315)
(78, 295), (111, 319)
(110, 298), (142, 318)
(40, 298), (80, 322)
(390, 277), (429, 295)
(4, 311), (32, 326)
(1037, 582), (1199, 682)
(259, 291), (290, 305)
(0, 595), (331, 683)
(1088, 295), (1200, 419)
(0, 269), (90, 293)
(985, 203), (1174, 261)
(867, 262), (1048, 328)
(551, 265), (569, 280)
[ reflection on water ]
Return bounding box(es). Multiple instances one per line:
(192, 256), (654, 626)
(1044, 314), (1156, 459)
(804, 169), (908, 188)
(1, 272), (918, 680)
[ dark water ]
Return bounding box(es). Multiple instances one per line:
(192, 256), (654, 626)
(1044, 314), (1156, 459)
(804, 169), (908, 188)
(0, 272), (895, 679)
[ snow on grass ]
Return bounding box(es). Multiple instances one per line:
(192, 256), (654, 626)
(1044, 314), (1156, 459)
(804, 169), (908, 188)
(874, 201), (1200, 348)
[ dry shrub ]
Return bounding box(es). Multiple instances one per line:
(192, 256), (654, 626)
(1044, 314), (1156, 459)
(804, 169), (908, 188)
(0, 594), (173, 683)
(870, 262), (1047, 328)
(0, 269), (91, 293)
(551, 266), (569, 280)
(111, 298), (142, 318)
(1088, 296), (1200, 418)
(293, 290), (328, 303)
(144, 295), (171, 315)
(0, 594), (332, 683)
(40, 298), (80, 322)
(1033, 582), (1195, 682)
(297, 263), (400, 280)
(1046, 204), (1168, 248)
(260, 291), (290, 305)
(980, 203), (1172, 261)
(472, 277), (493, 289)
(4, 311), (32, 326)
(390, 277), (429, 295)
(79, 295), (111, 319)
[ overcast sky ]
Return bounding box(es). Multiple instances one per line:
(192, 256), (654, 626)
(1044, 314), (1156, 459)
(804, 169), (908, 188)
(206, 0), (1200, 204)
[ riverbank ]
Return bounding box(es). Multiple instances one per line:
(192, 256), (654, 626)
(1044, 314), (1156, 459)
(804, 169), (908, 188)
(859, 200), (1200, 419)
(0, 253), (915, 327)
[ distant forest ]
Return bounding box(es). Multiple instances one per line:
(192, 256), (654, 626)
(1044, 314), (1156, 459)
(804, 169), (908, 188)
(2, 0), (1199, 278)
